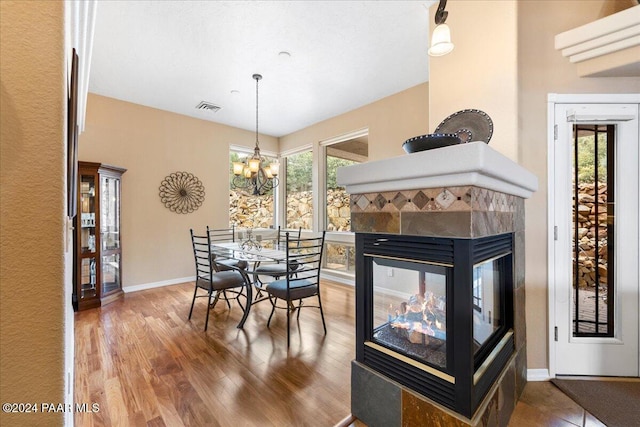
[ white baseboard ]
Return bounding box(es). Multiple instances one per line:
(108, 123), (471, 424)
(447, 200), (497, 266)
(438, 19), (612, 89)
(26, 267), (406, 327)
(126, 273), (353, 293)
(527, 369), (551, 381)
(123, 276), (195, 293)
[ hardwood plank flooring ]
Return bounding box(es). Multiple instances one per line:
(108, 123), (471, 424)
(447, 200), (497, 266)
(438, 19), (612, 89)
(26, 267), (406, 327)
(76, 280), (600, 426)
(75, 280), (356, 427)
(508, 381), (607, 427)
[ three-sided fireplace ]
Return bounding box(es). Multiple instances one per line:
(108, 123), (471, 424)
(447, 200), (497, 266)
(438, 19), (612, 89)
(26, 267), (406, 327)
(337, 141), (537, 425)
(356, 232), (514, 418)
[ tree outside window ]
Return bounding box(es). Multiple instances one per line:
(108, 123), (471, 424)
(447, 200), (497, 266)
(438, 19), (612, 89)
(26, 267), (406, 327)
(285, 151), (313, 230)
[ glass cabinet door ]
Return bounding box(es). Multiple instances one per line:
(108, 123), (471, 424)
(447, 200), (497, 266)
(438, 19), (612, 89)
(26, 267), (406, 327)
(101, 253), (121, 295)
(78, 173), (99, 303)
(100, 174), (122, 297)
(101, 176), (120, 251)
(80, 257), (97, 299)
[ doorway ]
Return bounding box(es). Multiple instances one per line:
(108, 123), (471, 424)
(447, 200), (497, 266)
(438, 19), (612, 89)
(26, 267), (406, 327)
(549, 96), (639, 377)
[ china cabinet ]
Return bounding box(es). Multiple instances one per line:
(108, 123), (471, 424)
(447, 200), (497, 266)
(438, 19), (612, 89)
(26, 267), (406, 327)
(73, 162), (126, 311)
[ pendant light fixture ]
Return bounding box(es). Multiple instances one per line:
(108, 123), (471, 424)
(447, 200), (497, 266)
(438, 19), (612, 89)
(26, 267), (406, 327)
(232, 73), (280, 196)
(428, 0), (454, 57)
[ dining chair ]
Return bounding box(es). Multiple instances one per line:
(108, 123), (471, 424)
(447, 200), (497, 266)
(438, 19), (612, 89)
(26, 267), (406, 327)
(276, 226), (301, 246)
(207, 225), (239, 271)
(264, 231), (326, 347)
(188, 228), (249, 331)
(208, 224), (235, 243)
(253, 226), (302, 300)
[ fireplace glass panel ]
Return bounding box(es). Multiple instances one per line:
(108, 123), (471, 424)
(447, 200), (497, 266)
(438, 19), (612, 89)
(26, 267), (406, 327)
(371, 257), (449, 368)
(473, 257), (505, 353)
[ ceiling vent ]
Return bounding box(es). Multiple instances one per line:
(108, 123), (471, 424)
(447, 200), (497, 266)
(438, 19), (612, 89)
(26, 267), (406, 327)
(195, 101), (222, 113)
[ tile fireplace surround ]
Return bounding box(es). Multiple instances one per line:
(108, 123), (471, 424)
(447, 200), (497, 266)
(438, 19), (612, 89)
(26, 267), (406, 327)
(337, 142), (538, 427)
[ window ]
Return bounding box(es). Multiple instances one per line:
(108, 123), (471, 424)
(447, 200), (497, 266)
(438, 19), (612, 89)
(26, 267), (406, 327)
(325, 139), (368, 232)
(324, 242), (356, 273)
(229, 149), (275, 229)
(317, 133), (369, 277)
(285, 150), (313, 230)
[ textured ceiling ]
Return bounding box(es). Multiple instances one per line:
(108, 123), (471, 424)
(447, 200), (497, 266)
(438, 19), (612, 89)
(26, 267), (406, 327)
(89, 1), (433, 137)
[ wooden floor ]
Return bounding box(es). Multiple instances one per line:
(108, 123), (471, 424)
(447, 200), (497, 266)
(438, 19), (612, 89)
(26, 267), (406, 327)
(75, 280), (597, 427)
(508, 381), (606, 427)
(75, 280), (356, 426)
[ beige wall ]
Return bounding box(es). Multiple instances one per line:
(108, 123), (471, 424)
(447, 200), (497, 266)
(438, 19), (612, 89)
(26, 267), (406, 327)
(280, 82), (429, 161)
(0, 1), (66, 425)
(82, 84), (427, 289)
(429, 1), (519, 161)
(80, 94), (278, 288)
(518, 0), (640, 370)
(430, 0), (640, 371)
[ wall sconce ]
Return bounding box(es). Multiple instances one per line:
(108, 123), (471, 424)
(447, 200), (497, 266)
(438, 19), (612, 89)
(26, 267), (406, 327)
(428, 0), (454, 57)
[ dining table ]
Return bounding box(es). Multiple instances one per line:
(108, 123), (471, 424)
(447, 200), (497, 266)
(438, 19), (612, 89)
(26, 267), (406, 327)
(209, 241), (289, 328)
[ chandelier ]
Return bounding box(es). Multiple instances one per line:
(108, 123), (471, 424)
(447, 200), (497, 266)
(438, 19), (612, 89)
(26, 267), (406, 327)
(232, 73), (280, 196)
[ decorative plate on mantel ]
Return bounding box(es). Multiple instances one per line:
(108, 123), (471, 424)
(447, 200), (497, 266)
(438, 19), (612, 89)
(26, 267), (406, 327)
(434, 109), (493, 144)
(402, 133), (462, 153)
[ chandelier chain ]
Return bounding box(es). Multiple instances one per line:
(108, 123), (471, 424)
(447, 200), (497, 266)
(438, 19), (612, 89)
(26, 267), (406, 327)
(255, 74), (260, 148)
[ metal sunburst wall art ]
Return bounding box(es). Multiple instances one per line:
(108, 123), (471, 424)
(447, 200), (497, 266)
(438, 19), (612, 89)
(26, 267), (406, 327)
(159, 172), (205, 214)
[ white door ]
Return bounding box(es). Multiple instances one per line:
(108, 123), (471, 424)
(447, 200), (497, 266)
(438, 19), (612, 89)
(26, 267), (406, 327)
(552, 102), (639, 376)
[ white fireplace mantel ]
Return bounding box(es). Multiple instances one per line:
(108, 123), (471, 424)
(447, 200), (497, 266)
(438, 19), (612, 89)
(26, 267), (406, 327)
(336, 141), (538, 198)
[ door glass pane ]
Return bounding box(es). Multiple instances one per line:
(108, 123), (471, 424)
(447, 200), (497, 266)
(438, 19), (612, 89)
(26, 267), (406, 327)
(371, 258), (448, 369)
(80, 257), (97, 299)
(572, 124), (614, 336)
(325, 138), (368, 232)
(102, 253), (120, 295)
(473, 257), (505, 352)
(286, 151), (313, 230)
(80, 175), (96, 254)
(101, 176), (120, 250)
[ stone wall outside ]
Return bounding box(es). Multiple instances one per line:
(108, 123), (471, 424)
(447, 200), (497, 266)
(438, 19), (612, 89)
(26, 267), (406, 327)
(229, 188), (351, 232)
(574, 183), (609, 289)
(229, 191), (274, 229)
(230, 189), (353, 267)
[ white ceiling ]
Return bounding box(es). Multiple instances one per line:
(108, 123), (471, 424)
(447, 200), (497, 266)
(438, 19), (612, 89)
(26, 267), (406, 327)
(89, 1), (433, 137)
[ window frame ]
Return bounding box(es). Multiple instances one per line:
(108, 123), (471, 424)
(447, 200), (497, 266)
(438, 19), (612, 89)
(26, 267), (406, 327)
(319, 128), (368, 234)
(280, 144), (314, 231)
(318, 128), (368, 279)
